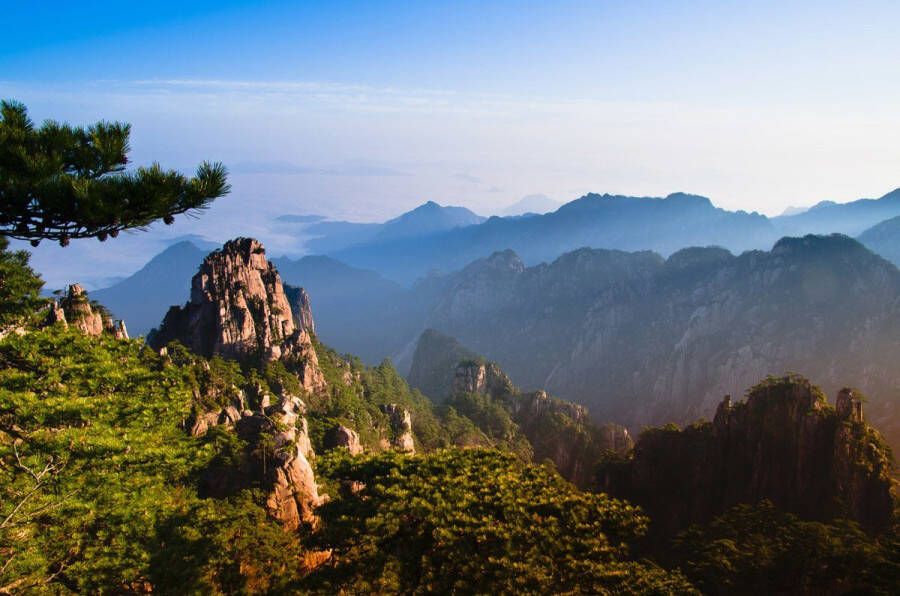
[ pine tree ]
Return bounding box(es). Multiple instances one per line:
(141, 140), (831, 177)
(0, 100), (230, 246)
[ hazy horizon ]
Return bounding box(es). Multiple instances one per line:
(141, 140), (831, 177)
(5, 0), (900, 287)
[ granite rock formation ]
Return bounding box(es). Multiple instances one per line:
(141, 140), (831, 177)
(284, 284), (316, 335)
(416, 235), (900, 452)
(381, 404), (416, 453)
(194, 388), (324, 531)
(324, 425), (363, 455)
(597, 375), (894, 536)
(409, 330), (632, 486)
(453, 359), (515, 399)
(46, 283), (129, 339)
(150, 238), (325, 393)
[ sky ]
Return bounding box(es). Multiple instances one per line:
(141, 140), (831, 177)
(3, 0), (900, 287)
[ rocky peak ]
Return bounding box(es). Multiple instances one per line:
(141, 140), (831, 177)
(381, 404), (415, 453)
(151, 238), (325, 392)
(284, 285), (316, 334)
(47, 284), (128, 339)
(836, 387), (864, 422)
(193, 387), (324, 531)
(453, 360), (514, 399)
(324, 425), (363, 455)
(464, 249), (525, 277)
(600, 375), (894, 536)
(513, 390), (588, 424)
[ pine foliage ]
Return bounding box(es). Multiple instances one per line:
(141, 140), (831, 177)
(0, 100), (229, 246)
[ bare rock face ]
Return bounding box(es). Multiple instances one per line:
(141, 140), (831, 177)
(196, 392), (324, 531)
(453, 361), (514, 398)
(284, 285), (316, 335)
(45, 301), (67, 328)
(151, 238), (325, 393)
(433, 349), (627, 486)
(381, 404), (415, 453)
(60, 284), (105, 336)
(265, 449), (322, 530)
(598, 375), (894, 536)
(596, 423), (633, 453)
(46, 284), (129, 339)
(512, 390), (632, 487)
(324, 425), (363, 455)
(110, 319), (129, 340)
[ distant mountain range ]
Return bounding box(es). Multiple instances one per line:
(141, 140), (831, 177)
(857, 214), (900, 267)
(499, 193), (560, 216)
(96, 187), (900, 343)
(410, 235), (900, 450)
(301, 187), (900, 285)
(299, 200), (485, 254)
(772, 187), (900, 236)
(91, 241), (214, 336)
(327, 192), (777, 284)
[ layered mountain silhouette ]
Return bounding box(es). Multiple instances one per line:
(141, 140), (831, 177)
(407, 328), (633, 487)
(92, 241), (216, 336)
(772, 187), (900, 236)
(499, 193), (560, 216)
(412, 235), (900, 452)
(328, 192), (777, 284)
(301, 200), (485, 254)
(858, 214), (900, 267)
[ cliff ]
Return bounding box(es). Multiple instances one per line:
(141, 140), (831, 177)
(417, 235), (900, 452)
(150, 238), (325, 392)
(409, 330), (632, 486)
(597, 375), (894, 536)
(46, 283), (128, 339)
(407, 329), (479, 402)
(183, 365), (324, 531)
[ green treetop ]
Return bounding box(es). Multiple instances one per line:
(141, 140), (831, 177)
(0, 100), (229, 247)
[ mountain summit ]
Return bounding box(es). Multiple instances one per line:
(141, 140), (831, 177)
(149, 238), (325, 392)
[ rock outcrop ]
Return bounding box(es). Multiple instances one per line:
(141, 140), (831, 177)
(284, 284), (316, 335)
(195, 389), (324, 531)
(46, 284), (129, 339)
(407, 329), (479, 402)
(410, 332), (632, 487)
(453, 360), (514, 399)
(324, 425), (363, 455)
(381, 404), (415, 453)
(415, 235), (900, 453)
(150, 238), (325, 393)
(597, 375), (894, 536)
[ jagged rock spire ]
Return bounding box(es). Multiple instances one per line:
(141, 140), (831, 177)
(46, 283), (129, 339)
(151, 237), (325, 392)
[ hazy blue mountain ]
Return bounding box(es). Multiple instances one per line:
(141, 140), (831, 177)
(328, 192), (778, 284)
(303, 201), (485, 254)
(773, 187), (900, 236)
(778, 205), (810, 216)
(275, 214), (328, 223)
(412, 235), (900, 451)
(500, 194), (560, 216)
(271, 255), (425, 364)
(375, 200), (485, 239)
(277, 234), (900, 452)
(858, 214), (900, 266)
(92, 241), (214, 336)
(301, 221), (383, 253)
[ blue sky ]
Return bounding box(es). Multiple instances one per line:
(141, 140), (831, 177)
(3, 1), (900, 286)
